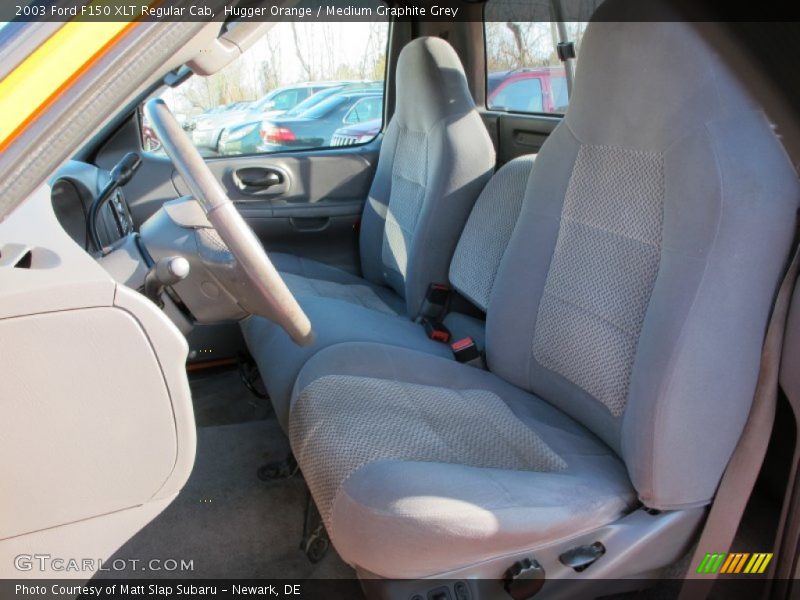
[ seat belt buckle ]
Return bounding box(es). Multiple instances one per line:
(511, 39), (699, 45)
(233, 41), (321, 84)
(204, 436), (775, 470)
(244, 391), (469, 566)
(451, 337), (482, 366)
(423, 318), (451, 343)
(417, 283), (451, 321)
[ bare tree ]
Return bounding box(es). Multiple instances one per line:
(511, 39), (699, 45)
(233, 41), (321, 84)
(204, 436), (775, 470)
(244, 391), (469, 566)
(258, 33), (282, 94)
(179, 76), (215, 111)
(291, 22), (314, 80)
(486, 20), (573, 72)
(319, 23), (336, 79)
(505, 22), (531, 67)
(358, 21), (388, 80)
(167, 19), (394, 116)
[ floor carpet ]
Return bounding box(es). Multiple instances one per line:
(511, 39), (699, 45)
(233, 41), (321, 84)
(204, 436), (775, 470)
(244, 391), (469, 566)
(98, 419), (355, 581)
(188, 365), (272, 427)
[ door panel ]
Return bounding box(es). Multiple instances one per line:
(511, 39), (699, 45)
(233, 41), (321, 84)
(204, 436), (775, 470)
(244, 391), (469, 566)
(171, 145), (378, 205)
(98, 116), (380, 275)
(232, 166), (287, 195)
(244, 214), (360, 274)
(482, 111), (561, 165)
(169, 142), (380, 273)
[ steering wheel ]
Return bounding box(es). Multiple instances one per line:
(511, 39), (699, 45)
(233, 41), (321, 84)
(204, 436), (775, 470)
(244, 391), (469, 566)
(144, 99), (313, 346)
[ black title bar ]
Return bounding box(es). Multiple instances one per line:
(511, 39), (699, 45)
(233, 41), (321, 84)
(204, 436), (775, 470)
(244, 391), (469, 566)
(5, 0), (800, 23)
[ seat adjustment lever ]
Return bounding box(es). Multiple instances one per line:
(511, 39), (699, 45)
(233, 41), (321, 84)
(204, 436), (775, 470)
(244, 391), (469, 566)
(503, 557), (545, 599)
(559, 541), (606, 572)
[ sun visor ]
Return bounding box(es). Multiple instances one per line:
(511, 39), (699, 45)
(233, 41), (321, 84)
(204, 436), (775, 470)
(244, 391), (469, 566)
(187, 21), (275, 76)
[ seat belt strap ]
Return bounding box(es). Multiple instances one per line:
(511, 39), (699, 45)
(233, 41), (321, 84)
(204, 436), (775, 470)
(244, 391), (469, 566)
(417, 283), (453, 343)
(416, 283), (451, 322)
(680, 235), (800, 600)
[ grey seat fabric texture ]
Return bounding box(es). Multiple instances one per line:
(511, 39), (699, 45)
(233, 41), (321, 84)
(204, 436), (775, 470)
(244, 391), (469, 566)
(288, 17), (800, 579)
(243, 156), (533, 430)
(290, 344), (635, 578)
(268, 252), (406, 316)
(242, 297), (453, 431)
(449, 155), (535, 311)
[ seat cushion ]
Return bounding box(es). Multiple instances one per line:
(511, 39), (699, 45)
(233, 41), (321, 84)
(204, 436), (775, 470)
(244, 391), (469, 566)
(289, 342), (636, 578)
(241, 298), (451, 431)
(270, 252), (406, 316)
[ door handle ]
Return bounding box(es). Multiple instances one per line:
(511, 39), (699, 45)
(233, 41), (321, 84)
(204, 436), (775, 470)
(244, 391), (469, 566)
(233, 167), (285, 194)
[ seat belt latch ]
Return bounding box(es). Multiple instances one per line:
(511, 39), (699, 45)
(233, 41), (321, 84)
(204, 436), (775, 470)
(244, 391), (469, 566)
(417, 283), (451, 321)
(451, 337), (482, 365)
(423, 319), (451, 343)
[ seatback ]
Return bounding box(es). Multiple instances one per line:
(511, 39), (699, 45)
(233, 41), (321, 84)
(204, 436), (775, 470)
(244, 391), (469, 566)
(449, 155), (535, 312)
(486, 17), (799, 510)
(359, 37), (495, 316)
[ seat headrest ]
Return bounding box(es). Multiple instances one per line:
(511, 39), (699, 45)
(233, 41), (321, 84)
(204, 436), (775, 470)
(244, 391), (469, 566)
(567, 8), (757, 150)
(394, 36), (476, 131)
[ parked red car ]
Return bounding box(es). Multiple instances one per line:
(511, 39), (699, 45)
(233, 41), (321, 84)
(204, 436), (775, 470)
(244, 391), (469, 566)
(488, 66), (568, 113)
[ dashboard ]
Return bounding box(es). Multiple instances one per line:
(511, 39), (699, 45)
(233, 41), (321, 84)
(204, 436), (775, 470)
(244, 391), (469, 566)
(50, 160), (134, 252)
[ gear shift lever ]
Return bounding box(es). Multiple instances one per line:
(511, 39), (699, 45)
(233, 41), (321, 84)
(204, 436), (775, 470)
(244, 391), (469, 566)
(144, 256), (190, 308)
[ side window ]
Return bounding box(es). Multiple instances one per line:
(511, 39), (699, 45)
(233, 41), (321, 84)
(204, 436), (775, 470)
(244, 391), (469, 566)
(490, 78), (543, 113)
(484, 1), (588, 115)
(142, 21), (389, 157)
(344, 96), (384, 125)
(551, 76), (569, 112)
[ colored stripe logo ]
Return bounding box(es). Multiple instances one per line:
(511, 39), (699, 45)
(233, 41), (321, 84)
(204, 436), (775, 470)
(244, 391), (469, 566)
(696, 552), (773, 574)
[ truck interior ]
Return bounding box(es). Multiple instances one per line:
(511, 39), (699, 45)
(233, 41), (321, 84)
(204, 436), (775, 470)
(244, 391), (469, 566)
(1, 1), (800, 599)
